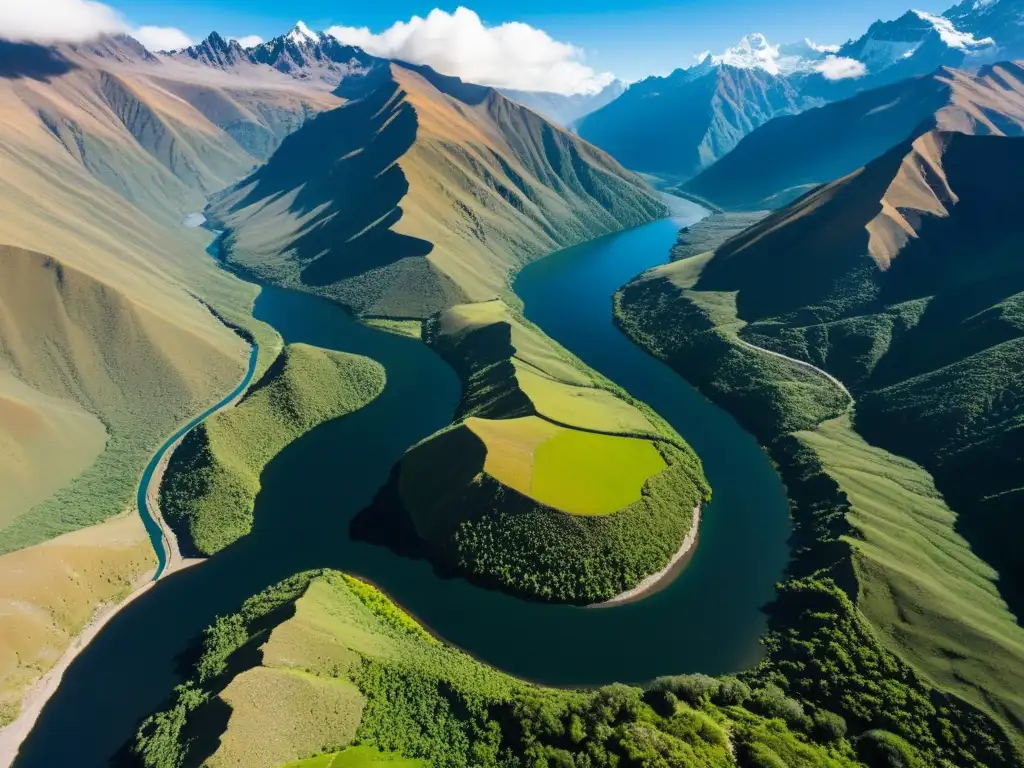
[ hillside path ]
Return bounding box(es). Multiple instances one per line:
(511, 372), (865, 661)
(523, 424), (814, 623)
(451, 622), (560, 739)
(735, 335), (854, 406)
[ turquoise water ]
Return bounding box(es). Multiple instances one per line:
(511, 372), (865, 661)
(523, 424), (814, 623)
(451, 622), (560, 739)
(16, 207), (790, 767)
(136, 345), (259, 579)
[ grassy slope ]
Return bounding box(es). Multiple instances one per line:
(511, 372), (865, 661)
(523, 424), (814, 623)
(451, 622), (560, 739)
(284, 745), (426, 768)
(131, 570), (870, 768)
(615, 209), (1024, 764)
(358, 299), (708, 604)
(209, 62), (667, 319)
(0, 36), (340, 551)
(0, 512), (155, 725)
(0, 39), (336, 723)
(162, 343), (386, 555)
(796, 417), (1024, 736)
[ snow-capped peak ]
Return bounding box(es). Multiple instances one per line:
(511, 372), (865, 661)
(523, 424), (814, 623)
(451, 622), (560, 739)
(713, 33), (783, 74)
(700, 33), (840, 76)
(911, 9), (995, 50)
(287, 21), (320, 45)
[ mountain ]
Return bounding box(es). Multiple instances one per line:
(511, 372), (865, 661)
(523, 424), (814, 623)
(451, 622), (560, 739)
(684, 61), (1024, 209)
(575, 5), (1013, 181)
(247, 23), (383, 85)
(576, 62), (813, 180)
(209, 61), (667, 318)
(946, 0), (1024, 58)
(173, 30), (248, 69)
(170, 24), (385, 87)
(838, 10), (994, 74)
(0, 32), (337, 726)
(500, 79), (627, 127)
(617, 128), (1024, 756)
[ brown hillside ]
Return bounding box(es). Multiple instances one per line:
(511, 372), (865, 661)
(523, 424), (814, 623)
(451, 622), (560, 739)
(211, 62), (667, 317)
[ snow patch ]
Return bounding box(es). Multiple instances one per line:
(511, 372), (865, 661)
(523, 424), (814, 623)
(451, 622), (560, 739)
(287, 21), (320, 45)
(859, 38), (921, 69)
(714, 33), (782, 74)
(705, 33), (839, 76)
(912, 9), (995, 49)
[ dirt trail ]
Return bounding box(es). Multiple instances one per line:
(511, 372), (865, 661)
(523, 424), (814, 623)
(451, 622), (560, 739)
(735, 336), (854, 404)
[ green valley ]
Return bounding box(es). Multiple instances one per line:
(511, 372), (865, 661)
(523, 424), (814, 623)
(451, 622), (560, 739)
(5, 8), (1024, 768)
(615, 129), (1024, 765)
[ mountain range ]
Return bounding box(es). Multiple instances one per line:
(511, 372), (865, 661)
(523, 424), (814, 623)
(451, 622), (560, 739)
(684, 61), (1024, 209)
(207, 61), (664, 318)
(577, 0), (1024, 180)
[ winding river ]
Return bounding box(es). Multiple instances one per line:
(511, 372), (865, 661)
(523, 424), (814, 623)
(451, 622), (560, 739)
(14, 198), (791, 768)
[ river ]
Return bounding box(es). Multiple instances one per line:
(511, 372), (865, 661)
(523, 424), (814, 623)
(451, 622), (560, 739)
(13, 199), (790, 767)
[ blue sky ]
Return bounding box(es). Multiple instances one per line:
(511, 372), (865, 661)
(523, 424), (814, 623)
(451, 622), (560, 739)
(109, 0), (933, 82)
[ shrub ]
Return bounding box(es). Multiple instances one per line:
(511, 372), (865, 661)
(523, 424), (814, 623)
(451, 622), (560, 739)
(712, 676), (751, 706)
(855, 729), (925, 768)
(749, 684), (806, 728)
(738, 742), (788, 768)
(646, 674), (720, 707)
(812, 710), (848, 744)
(663, 706), (730, 749)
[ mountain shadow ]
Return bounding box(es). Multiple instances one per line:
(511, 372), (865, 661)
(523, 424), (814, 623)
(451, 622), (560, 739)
(0, 41), (76, 81)
(229, 78), (434, 286)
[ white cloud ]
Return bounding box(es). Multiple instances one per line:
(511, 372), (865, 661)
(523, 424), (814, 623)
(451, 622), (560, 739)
(326, 7), (613, 95)
(0, 0), (190, 51)
(131, 25), (191, 51)
(802, 39), (840, 54)
(0, 0), (122, 42)
(815, 55), (867, 80)
(231, 35), (264, 49)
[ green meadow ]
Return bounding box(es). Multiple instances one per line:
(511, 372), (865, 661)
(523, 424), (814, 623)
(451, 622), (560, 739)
(532, 429), (667, 515)
(161, 343), (386, 555)
(283, 745), (427, 768)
